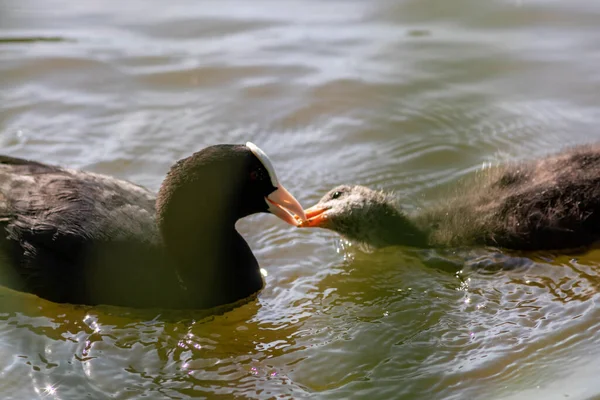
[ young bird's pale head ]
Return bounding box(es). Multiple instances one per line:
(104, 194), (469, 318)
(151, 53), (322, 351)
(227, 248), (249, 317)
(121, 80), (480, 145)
(299, 185), (423, 247)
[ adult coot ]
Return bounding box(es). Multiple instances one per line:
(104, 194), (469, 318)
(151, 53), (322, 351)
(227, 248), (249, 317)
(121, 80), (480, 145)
(299, 145), (600, 252)
(0, 142), (306, 309)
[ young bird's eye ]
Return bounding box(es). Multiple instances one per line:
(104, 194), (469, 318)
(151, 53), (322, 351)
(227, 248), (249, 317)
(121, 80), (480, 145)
(331, 191), (342, 200)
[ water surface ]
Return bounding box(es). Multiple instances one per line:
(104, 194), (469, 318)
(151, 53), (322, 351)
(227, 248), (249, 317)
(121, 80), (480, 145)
(2, 0), (600, 398)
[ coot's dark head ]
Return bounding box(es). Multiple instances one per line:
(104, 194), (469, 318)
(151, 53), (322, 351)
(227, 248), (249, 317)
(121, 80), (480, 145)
(156, 143), (306, 247)
(242, 142), (306, 223)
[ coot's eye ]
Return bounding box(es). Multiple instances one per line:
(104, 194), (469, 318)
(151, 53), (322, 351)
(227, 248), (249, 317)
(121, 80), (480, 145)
(331, 191), (342, 200)
(250, 168), (268, 182)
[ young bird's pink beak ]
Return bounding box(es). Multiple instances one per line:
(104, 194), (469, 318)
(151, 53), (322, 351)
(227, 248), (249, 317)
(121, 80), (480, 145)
(297, 204), (329, 228)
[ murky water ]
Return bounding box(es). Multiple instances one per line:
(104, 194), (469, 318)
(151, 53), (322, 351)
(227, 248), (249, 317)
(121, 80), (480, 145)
(2, 0), (600, 398)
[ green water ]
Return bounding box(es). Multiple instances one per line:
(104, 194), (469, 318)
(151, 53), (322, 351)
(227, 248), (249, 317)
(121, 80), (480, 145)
(2, 0), (600, 398)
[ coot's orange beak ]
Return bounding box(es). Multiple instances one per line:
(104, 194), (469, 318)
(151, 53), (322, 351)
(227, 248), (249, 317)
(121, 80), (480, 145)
(298, 205), (329, 228)
(266, 185), (307, 226)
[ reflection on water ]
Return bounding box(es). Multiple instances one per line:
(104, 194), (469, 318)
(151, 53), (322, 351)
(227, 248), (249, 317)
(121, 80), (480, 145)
(2, 0), (600, 398)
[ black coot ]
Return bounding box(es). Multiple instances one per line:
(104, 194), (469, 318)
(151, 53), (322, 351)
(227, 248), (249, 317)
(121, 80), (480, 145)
(0, 142), (305, 309)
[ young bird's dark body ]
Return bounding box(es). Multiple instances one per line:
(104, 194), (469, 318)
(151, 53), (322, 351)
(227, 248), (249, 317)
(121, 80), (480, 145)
(302, 145), (600, 252)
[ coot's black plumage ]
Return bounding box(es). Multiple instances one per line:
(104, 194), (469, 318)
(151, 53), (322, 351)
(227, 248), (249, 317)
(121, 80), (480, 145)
(300, 145), (600, 252)
(0, 143), (305, 309)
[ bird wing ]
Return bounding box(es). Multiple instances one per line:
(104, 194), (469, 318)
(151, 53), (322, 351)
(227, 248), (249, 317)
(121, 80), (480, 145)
(0, 156), (161, 302)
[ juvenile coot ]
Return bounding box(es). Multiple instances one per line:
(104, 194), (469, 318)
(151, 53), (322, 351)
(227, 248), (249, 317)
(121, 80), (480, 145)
(0, 142), (306, 309)
(300, 145), (600, 252)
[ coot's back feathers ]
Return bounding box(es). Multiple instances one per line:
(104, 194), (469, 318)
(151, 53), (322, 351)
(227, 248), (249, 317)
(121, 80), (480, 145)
(0, 157), (168, 306)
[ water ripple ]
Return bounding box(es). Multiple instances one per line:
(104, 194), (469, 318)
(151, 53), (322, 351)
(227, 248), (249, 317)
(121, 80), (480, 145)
(3, 0), (600, 398)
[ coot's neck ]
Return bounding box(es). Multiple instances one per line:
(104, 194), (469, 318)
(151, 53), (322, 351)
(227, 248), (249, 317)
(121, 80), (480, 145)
(155, 157), (264, 309)
(163, 216), (263, 309)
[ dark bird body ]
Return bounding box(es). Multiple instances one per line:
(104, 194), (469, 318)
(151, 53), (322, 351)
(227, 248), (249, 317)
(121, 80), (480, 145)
(301, 145), (600, 252)
(0, 144), (305, 309)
